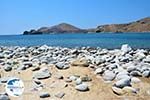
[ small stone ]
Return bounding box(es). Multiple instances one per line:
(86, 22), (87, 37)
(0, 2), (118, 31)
(94, 68), (104, 74)
(75, 83), (89, 91)
(55, 62), (65, 69)
(131, 77), (141, 83)
(121, 44), (132, 53)
(4, 65), (12, 72)
(122, 86), (139, 94)
(130, 71), (142, 77)
(103, 70), (116, 81)
(39, 92), (50, 98)
(142, 70), (150, 77)
(69, 75), (78, 81)
(116, 74), (131, 81)
(55, 92), (65, 98)
(112, 86), (125, 95)
(115, 78), (131, 88)
(33, 67), (51, 80)
(75, 78), (82, 85)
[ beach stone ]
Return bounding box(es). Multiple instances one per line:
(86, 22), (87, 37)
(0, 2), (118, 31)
(0, 94), (10, 100)
(75, 78), (82, 85)
(112, 86), (125, 95)
(55, 92), (65, 98)
(33, 79), (42, 85)
(17, 65), (26, 70)
(94, 68), (104, 74)
(130, 71), (142, 77)
(4, 65), (12, 72)
(116, 74), (131, 81)
(131, 77), (141, 83)
(69, 75), (78, 81)
(39, 92), (50, 98)
(75, 83), (89, 91)
(121, 44), (132, 53)
(71, 58), (89, 67)
(55, 62), (65, 69)
(115, 78), (131, 88)
(127, 66), (137, 72)
(122, 86), (138, 94)
(93, 57), (105, 65)
(143, 55), (150, 63)
(103, 70), (116, 81)
(142, 70), (150, 77)
(33, 67), (51, 79)
(23, 61), (32, 67)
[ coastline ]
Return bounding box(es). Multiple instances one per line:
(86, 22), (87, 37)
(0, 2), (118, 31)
(0, 44), (150, 99)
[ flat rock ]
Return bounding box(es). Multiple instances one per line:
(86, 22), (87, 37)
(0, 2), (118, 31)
(122, 86), (138, 94)
(39, 92), (50, 98)
(55, 92), (65, 98)
(75, 83), (89, 91)
(115, 78), (131, 88)
(55, 62), (66, 69)
(112, 86), (125, 95)
(130, 71), (142, 77)
(33, 67), (51, 79)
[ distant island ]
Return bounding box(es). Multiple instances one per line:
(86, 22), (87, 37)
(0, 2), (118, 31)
(23, 17), (150, 35)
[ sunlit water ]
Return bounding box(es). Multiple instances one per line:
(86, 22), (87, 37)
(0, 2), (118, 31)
(0, 33), (150, 49)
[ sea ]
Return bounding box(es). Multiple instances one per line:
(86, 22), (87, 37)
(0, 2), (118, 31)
(0, 33), (150, 49)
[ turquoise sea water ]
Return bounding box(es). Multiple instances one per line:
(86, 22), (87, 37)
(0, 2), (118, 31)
(0, 33), (150, 49)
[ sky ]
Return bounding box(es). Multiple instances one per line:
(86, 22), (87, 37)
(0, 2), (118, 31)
(0, 0), (150, 35)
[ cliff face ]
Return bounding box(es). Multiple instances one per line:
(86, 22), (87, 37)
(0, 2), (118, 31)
(23, 17), (150, 35)
(95, 17), (150, 33)
(23, 23), (87, 35)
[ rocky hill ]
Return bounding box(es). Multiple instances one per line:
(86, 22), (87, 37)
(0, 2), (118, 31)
(23, 23), (87, 35)
(23, 17), (150, 34)
(95, 17), (150, 33)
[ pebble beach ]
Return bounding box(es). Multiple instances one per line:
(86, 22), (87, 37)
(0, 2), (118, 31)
(0, 44), (150, 100)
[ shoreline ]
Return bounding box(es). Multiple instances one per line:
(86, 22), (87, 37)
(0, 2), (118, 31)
(0, 44), (150, 99)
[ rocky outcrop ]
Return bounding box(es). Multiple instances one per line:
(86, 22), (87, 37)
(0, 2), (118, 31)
(96, 17), (150, 33)
(23, 23), (87, 35)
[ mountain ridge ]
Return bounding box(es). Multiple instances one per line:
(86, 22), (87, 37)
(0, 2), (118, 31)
(23, 17), (150, 35)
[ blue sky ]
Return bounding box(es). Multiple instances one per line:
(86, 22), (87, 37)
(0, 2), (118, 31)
(0, 0), (149, 35)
